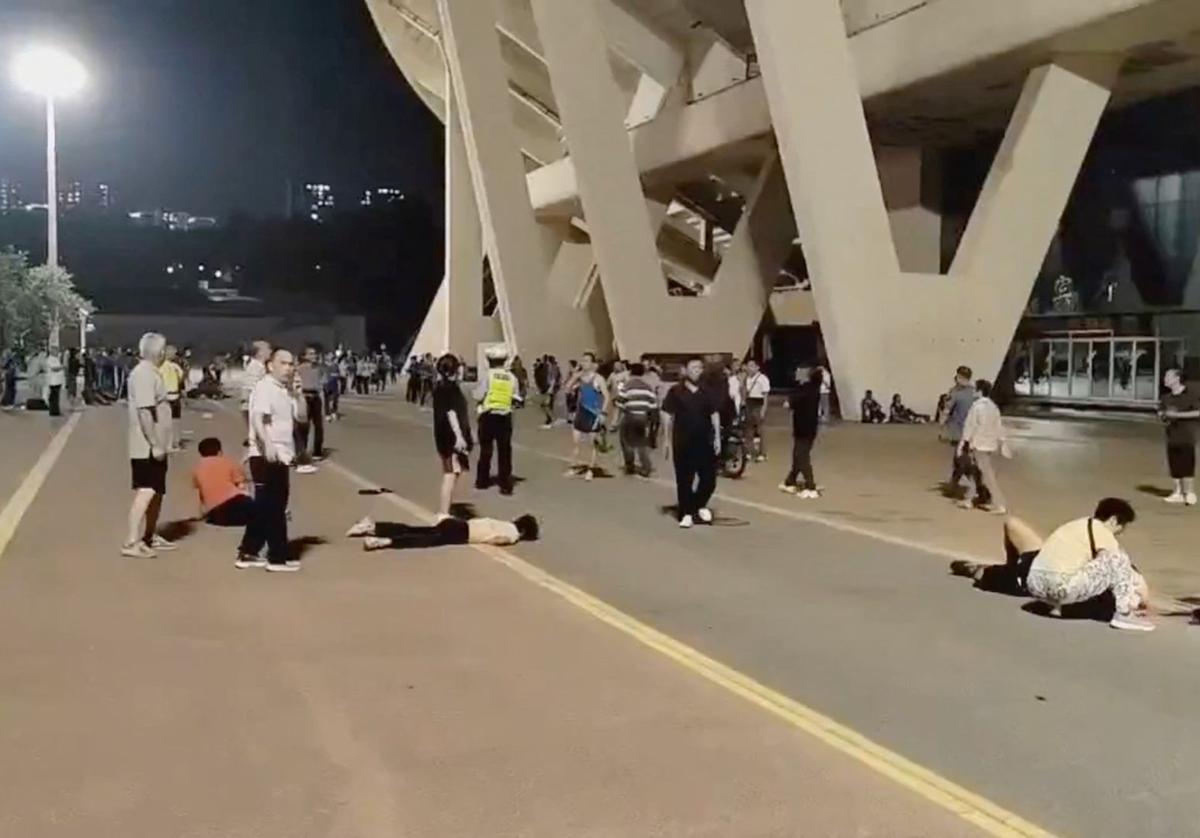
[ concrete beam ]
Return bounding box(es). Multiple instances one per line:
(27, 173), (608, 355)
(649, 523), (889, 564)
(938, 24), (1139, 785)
(748, 0), (1115, 416)
(528, 0), (1168, 214)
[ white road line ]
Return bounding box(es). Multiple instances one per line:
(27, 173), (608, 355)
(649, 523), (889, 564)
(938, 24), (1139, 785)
(0, 413), (82, 561)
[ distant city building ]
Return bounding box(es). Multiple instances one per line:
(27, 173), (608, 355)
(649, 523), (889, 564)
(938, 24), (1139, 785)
(95, 182), (113, 209)
(59, 181), (83, 211)
(361, 187), (406, 207)
(128, 209), (218, 231)
(0, 179), (22, 212)
(305, 183), (335, 222)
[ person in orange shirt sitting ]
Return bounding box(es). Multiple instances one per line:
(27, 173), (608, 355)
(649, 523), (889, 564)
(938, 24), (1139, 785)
(192, 437), (253, 526)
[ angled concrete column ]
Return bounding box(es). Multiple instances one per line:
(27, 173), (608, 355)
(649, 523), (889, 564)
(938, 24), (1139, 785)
(438, 0), (598, 358)
(531, 0), (786, 360)
(747, 0), (1114, 415)
(530, 0), (666, 357)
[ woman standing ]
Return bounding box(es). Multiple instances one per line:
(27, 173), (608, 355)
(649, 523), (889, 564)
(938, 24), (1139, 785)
(431, 354), (473, 517)
(958, 379), (1008, 514)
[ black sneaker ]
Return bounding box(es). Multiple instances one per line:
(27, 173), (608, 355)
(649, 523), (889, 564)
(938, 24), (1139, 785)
(235, 553), (267, 569)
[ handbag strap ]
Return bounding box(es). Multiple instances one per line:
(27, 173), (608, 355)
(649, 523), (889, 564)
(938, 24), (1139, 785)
(1087, 518), (1098, 558)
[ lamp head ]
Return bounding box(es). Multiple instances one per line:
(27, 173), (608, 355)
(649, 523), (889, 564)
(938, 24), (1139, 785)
(12, 46), (87, 99)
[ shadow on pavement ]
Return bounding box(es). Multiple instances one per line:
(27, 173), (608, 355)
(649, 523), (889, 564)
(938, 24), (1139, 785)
(289, 536), (328, 561)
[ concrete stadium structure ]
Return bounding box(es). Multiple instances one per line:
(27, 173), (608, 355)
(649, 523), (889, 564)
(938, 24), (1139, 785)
(366, 0), (1200, 414)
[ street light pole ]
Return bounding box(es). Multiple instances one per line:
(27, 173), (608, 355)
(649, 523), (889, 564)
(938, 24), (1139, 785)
(45, 95), (58, 269)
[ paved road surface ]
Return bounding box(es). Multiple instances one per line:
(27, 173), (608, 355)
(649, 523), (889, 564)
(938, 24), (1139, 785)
(3, 394), (1199, 836)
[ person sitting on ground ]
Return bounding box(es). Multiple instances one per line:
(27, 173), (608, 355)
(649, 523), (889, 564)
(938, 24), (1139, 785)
(192, 437), (253, 527)
(888, 393), (929, 424)
(860, 390), (886, 424)
(345, 513), (540, 551)
(950, 498), (1152, 632)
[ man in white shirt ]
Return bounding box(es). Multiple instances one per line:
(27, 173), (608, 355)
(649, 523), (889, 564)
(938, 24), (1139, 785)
(238, 348), (306, 572)
(346, 513), (540, 551)
(743, 359), (771, 462)
(240, 340), (270, 437)
(45, 348), (66, 417)
(123, 332), (175, 558)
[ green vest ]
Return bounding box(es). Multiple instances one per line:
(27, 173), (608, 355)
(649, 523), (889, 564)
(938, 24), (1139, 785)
(482, 369), (516, 413)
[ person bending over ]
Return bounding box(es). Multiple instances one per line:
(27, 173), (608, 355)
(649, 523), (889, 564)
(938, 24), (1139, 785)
(192, 437), (253, 526)
(951, 498), (1152, 632)
(345, 514), (540, 551)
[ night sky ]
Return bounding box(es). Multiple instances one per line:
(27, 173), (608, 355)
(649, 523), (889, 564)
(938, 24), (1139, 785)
(0, 0), (441, 218)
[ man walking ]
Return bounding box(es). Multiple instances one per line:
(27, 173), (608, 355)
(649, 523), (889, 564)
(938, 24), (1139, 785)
(743, 359), (771, 462)
(123, 332), (176, 558)
(1160, 368), (1199, 505)
(566, 352), (609, 480)
(474, 345), (520, 495)
(294, 344), (325, 472)
(616, 362), (658, 477)
(942, 366), (981, 499)
(662, 357), (722, 529)
(238, 348), (305, 572)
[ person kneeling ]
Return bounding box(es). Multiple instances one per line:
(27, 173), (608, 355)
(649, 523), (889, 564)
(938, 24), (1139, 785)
(953, 498), (1152, 632)
(346, 514), (539, 551)
(192, 437), (254, 527)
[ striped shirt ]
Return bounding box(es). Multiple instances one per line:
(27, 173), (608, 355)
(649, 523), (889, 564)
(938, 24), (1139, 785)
(617, 376), (658, 417)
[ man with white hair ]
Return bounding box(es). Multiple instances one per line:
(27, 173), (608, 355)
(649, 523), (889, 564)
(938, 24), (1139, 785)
(241, 340), (271, 443)
(123, 332), (175, 558)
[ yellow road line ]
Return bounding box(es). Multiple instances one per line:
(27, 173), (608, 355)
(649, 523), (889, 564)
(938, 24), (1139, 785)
(0, 413), (82, 560)
(322, 455), (1056, 838)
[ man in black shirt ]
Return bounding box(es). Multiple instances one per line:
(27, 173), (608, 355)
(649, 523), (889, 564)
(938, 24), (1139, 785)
(1160, 368), (1200, 505)
(662, 357), (722, 528)
(432, 354), (473, 517)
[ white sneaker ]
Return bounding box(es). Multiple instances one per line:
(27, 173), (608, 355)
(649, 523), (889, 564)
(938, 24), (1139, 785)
(363, 536), (390, 551)
(778, 484), (797, 495)
(697, 508), (714, 524)
(1187, 493), (1198, 507)
(754, 455), (766, 463)
(345, 516), (375, 537)
(147, 535), (177, 552)
(1110, 612), (1155, 632)
(265, 562), (300, 573)
(296, 464), (319, 475)
(1165, 492), (1187, 505)
(121, 542), (156, 559)
(799, 489), (820, 499)
(678, 515), (694, 529)
(584, 469), (594, 482)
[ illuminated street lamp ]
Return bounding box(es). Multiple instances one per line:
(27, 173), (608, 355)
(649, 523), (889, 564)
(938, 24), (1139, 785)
(11, 46), (87, 270)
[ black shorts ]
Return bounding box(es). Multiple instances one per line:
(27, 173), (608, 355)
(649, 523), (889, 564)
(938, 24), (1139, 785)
(439, 451), (470, 475)
(573, 409), (603, 434)
(1167, 444), (1196, 479)
(169, 399), (182, 420)
(130, 457), (168, 494)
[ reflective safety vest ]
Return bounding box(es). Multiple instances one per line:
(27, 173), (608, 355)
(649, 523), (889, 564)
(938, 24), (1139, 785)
(481, 369), (516, 414)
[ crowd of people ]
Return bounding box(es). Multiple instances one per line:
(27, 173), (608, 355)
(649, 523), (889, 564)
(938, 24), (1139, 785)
(8, 321), (1187, 635)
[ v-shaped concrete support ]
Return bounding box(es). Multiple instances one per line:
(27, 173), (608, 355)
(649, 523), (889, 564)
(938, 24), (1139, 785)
(530, 0), (794, 359)
(746, 0), (1118, 415)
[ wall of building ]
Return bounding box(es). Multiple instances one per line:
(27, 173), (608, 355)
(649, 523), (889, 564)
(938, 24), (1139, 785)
(74, 314), (367, 358)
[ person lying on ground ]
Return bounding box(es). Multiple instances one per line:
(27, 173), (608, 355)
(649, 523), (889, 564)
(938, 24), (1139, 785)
(950, 497), (1153, 632)
(345, 514), (539, 551)
(192, 437), (253, 527)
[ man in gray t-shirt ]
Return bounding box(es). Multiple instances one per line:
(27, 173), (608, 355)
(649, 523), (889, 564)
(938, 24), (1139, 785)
(942, 366), (980, 496)
(123, 332), (175, 559)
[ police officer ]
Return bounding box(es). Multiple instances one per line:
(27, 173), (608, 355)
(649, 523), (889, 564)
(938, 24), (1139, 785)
(474, 345), (522, 495)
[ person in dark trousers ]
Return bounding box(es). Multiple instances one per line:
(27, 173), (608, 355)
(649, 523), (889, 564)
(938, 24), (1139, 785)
(1160, 368), (1200, 505)
(238, 348), (306, 572)
(2, 350), (19, 408)
(405, 355), (421, 403)
(432, 354), (473, 516)
(474, 346), (520, 494)
(346, 513), (540, 550)
(45, 349), (65, 417)
(662, 357), (722, 529)
(942, 366), (983, 499)
(294, 345), (325, 469)
(779, 366), (822, 498)
(616, 362), (659, 477)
